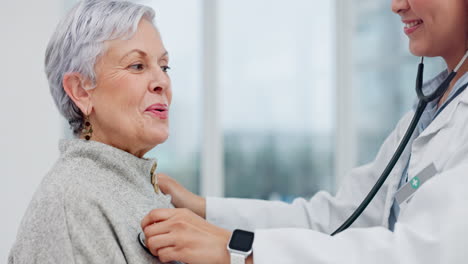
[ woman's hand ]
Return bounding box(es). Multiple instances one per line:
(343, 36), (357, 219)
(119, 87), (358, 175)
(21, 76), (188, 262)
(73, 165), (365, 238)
(158, 173), (206, 218)
(141, 208), (231, 264)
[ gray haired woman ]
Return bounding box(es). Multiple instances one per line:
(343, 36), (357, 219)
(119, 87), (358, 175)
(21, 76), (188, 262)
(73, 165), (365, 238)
(8, 0), (178, 263)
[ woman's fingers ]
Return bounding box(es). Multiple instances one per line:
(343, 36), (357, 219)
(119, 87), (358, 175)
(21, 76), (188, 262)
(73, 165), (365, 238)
(143, 208), (202, 236)
(141, 208), (232, 264)
(157, 246), (181, 263)
(157, 173), (178, 194)
(141, 208), (176, 230)
(143, 219), (172, 237)
(157, 173), (207, 218)
(146, 233), (176, 256)
(158, 173), (192, 207)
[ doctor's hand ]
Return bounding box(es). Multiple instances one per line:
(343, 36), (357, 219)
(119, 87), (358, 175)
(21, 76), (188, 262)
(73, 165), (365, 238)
(141, 208), (236, 264)
(157, 173), (206, 218)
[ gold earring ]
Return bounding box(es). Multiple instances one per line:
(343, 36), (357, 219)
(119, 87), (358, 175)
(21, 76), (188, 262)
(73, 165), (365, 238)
(82, 115), (93, 140)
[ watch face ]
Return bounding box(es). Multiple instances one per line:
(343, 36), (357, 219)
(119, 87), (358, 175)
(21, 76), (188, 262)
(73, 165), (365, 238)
(229, 229), (254, 252)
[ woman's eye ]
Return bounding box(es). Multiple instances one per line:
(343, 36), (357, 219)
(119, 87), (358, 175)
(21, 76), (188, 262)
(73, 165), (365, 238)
(129, 63), (145, 71)
(161, 66), (171, 73)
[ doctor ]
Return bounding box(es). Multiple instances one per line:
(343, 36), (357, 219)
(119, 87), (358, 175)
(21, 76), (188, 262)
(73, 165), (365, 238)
(141, 0), (468, 263)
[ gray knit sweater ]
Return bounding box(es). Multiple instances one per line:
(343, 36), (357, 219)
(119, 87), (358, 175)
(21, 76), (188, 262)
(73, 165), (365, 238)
(9, 139), (182, 264)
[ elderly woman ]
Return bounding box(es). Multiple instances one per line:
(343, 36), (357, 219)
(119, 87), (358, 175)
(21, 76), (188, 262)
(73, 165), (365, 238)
(8, 1), (178, 263)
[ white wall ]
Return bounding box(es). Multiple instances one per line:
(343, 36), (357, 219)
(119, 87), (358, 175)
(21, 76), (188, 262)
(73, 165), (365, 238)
(0, 0), (64, 261)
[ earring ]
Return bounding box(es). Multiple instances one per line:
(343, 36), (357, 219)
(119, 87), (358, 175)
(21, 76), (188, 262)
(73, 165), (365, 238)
(82, 115), (93, 140)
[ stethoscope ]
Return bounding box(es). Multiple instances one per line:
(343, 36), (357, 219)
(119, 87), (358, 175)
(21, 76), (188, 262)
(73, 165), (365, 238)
(136, 51), (468, 251)
(331, 50), (468, 236)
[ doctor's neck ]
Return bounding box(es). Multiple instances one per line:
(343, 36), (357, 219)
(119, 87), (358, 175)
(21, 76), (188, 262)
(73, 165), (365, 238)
(438, 49), (468, 107)
(443, 48), (468, 72)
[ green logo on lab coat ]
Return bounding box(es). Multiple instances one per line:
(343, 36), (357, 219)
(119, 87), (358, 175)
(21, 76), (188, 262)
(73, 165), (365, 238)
(410, 176), (421, 189)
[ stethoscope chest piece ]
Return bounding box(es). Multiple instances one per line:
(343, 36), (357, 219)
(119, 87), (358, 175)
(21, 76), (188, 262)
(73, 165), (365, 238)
(138, 232), (151, 254)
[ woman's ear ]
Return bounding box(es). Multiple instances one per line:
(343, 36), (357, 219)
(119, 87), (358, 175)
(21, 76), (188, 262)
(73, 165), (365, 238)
(63, 73), (93, 115)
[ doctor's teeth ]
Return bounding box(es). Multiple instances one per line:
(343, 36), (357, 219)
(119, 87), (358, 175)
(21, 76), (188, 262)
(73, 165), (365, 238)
(405, 21), (422, 28)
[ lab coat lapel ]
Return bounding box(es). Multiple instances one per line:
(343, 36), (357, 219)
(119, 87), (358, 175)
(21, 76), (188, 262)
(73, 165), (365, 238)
(415, 90), (466, 140)
(458, 83), (468, 105)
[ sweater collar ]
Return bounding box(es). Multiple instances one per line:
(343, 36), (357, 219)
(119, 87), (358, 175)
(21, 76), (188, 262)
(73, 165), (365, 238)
(59, 139), (157, 186)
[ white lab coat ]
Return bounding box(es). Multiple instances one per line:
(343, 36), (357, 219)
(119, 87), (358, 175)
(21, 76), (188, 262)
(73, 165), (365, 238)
(207, 79), (468, 263)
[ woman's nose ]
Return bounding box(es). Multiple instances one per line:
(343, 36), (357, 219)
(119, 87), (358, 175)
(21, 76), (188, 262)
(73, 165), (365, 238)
(149, 68), (170, 94)
(391, 0), (410, 14)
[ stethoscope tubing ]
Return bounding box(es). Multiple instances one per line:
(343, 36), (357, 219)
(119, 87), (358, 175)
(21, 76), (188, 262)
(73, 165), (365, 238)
(331, 99), (427, 236)
(331, 50), (468, 236)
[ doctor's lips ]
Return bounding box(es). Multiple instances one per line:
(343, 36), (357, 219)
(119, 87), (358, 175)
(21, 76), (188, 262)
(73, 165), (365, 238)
(402, 19), (424, 35)
(145, 103), (169, 119)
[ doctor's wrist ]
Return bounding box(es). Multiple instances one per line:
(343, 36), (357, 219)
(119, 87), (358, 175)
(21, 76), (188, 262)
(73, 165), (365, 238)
(195, 196), (206, 219)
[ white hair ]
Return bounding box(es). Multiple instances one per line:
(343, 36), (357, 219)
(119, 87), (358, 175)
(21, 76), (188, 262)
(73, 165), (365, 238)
(45, 0), (155, 134)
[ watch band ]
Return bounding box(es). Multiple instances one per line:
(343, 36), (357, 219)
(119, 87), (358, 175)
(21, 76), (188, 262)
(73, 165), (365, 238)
(230, 252), (246, 264)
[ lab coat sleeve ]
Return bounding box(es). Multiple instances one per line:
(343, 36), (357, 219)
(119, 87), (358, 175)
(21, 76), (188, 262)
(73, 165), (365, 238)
(252, 164), (468, 264)
(207, 112), (415, 233)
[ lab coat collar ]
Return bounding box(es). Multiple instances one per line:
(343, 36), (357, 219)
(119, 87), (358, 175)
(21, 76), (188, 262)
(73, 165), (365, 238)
(455, 72), (468, 104)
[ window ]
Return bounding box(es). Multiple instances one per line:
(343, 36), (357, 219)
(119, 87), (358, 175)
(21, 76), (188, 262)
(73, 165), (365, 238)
(219, 0), (336, 200)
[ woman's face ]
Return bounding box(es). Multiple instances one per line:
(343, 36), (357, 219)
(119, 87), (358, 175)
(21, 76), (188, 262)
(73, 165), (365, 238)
(391, 0), (467, 59)
(90, 19), (172, 157)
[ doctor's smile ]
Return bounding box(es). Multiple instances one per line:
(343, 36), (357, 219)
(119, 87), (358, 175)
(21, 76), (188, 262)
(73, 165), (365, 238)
(6, 0), (468, 263)
(403, 19), (424, 35)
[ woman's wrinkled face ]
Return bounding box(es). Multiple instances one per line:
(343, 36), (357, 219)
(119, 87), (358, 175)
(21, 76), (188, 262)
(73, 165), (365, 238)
(391, 0), (467, 58)
(90, 19), (172, 157)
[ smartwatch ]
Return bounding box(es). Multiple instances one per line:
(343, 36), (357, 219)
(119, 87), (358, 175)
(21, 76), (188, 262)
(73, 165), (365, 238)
(227, 229), (255, 264)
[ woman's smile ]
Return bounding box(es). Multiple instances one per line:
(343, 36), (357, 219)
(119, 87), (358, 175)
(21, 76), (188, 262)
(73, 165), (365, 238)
(403, 19), (424, 35)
